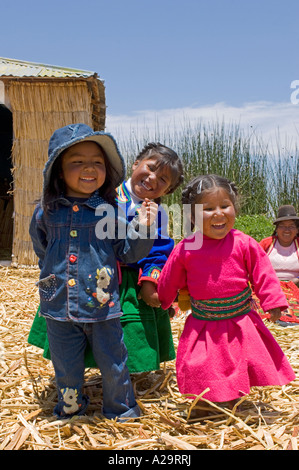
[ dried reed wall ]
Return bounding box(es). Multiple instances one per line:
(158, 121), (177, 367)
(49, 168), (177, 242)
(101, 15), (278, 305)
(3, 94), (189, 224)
(7, 80), (95, 265)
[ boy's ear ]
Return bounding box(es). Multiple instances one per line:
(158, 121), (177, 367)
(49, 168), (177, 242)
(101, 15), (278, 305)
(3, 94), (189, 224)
(132, 160), (140, 171)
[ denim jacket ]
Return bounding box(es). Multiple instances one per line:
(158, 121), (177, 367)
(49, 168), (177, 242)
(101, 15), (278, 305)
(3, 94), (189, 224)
(29, 191), (155, 322)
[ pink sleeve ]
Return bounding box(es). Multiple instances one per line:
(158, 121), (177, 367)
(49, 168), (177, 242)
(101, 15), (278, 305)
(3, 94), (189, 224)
(157, 241), (187, 309)
(246, 237), (288, 312)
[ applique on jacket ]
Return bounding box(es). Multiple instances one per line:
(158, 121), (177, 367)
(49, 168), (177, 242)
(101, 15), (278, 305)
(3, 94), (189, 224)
(85, 267), (115, 309)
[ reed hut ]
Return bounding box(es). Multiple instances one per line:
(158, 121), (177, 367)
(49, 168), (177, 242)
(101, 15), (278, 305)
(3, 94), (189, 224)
(0, 57), (106, 265)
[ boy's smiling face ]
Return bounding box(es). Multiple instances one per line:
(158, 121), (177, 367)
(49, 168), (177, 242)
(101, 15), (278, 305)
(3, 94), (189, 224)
(61, 141), (106, 198)
(130, 156), (172, 200)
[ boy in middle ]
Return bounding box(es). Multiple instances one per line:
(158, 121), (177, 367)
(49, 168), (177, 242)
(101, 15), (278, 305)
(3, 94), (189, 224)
(117, 142), (184, 373)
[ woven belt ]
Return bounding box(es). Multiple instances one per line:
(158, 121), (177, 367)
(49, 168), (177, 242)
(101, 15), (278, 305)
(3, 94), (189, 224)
(191, 286), (252, 321)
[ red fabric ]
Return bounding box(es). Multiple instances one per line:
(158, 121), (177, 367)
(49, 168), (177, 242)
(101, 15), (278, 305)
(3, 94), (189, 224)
(259, 236), (277, 252)
(259, 236), (299, 254)
(257, 236), (299, 323)
(252, 280), (299, 324)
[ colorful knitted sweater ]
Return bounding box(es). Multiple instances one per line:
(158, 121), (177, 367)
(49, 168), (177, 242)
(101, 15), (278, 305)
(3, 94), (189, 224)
(116, 180), (174, 285)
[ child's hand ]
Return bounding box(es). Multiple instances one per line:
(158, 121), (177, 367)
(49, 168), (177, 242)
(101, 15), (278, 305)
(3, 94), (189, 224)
(138, 281), (161, 308)
(268, 308), (281, 322)
(138, 198), (158, 226)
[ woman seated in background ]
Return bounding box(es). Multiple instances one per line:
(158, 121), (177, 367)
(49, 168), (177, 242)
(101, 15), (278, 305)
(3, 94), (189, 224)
(257, 205), (299, 325)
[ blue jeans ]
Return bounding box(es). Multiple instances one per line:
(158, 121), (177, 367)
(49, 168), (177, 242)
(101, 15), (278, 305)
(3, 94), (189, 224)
(46, 317), (140, 420)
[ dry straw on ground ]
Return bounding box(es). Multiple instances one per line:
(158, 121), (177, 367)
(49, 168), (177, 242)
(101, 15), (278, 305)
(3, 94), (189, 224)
(0, 266), (298, 450)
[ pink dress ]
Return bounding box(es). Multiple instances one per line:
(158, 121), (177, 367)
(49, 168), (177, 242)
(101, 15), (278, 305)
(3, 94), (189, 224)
(157, 229), (296, 402)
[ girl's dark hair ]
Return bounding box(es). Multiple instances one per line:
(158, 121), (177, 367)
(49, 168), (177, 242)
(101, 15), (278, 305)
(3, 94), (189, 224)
(135, 142), (184, 203)
(43, 144), (117, 208)
(182, 174), (239, 231)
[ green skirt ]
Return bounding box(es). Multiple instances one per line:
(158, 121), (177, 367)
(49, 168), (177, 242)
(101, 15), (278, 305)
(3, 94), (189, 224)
(119, 268), (175, 372)
(28, 268), (175, 373)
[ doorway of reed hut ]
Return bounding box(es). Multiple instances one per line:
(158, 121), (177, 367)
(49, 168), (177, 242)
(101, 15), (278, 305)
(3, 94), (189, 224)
(0, 104), (13, 263)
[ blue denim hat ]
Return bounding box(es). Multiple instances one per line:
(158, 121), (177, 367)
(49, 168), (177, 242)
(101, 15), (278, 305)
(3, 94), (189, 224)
(43, 123), (126, 196)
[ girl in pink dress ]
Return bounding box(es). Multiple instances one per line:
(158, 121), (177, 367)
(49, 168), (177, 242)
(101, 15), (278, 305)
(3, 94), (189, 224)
(157, 175), (295, 410)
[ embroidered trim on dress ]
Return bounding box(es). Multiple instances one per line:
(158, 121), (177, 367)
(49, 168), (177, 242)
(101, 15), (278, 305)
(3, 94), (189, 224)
(191, 286), (252, 321)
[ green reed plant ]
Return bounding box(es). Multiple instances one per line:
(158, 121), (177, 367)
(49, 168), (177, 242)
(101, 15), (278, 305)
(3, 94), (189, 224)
(117, 120), (298, 220)
(267, 153), (299, 215)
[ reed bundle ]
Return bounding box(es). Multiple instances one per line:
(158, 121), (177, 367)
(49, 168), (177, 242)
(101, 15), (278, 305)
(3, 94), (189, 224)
(0, 266), (298, 450)
(6, 81), (94, 265)
(0, 198), (13, 256)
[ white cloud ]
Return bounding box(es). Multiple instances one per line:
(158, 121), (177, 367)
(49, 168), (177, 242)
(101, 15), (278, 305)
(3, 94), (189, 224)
(106, 101), (299, 154)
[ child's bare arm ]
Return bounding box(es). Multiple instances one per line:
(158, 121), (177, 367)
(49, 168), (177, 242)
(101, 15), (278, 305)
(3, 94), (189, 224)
(268, 308), (281, 322)
(138, 281), (161, 308)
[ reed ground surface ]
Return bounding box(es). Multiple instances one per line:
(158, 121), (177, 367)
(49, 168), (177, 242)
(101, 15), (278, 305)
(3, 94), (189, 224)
(0, 266), (298, 451)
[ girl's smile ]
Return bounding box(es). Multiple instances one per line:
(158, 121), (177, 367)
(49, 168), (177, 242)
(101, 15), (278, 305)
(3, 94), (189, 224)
(196, 188), (236, 239)
(61, 141), (106, 198)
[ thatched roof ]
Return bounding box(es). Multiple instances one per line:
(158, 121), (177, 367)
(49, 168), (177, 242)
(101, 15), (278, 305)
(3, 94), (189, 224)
(0, 57), (106, 131)
(0, 56), (100, 78)
(0, 57), (106, 265)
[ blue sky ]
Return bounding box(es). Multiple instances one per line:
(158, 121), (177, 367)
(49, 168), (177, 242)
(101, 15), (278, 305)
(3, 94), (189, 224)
(1, 0), (299, 149)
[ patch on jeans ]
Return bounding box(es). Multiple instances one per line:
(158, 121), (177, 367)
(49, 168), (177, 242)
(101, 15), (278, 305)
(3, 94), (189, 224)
(61, 387), (81, 415)
(36, 274), (57, 301)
